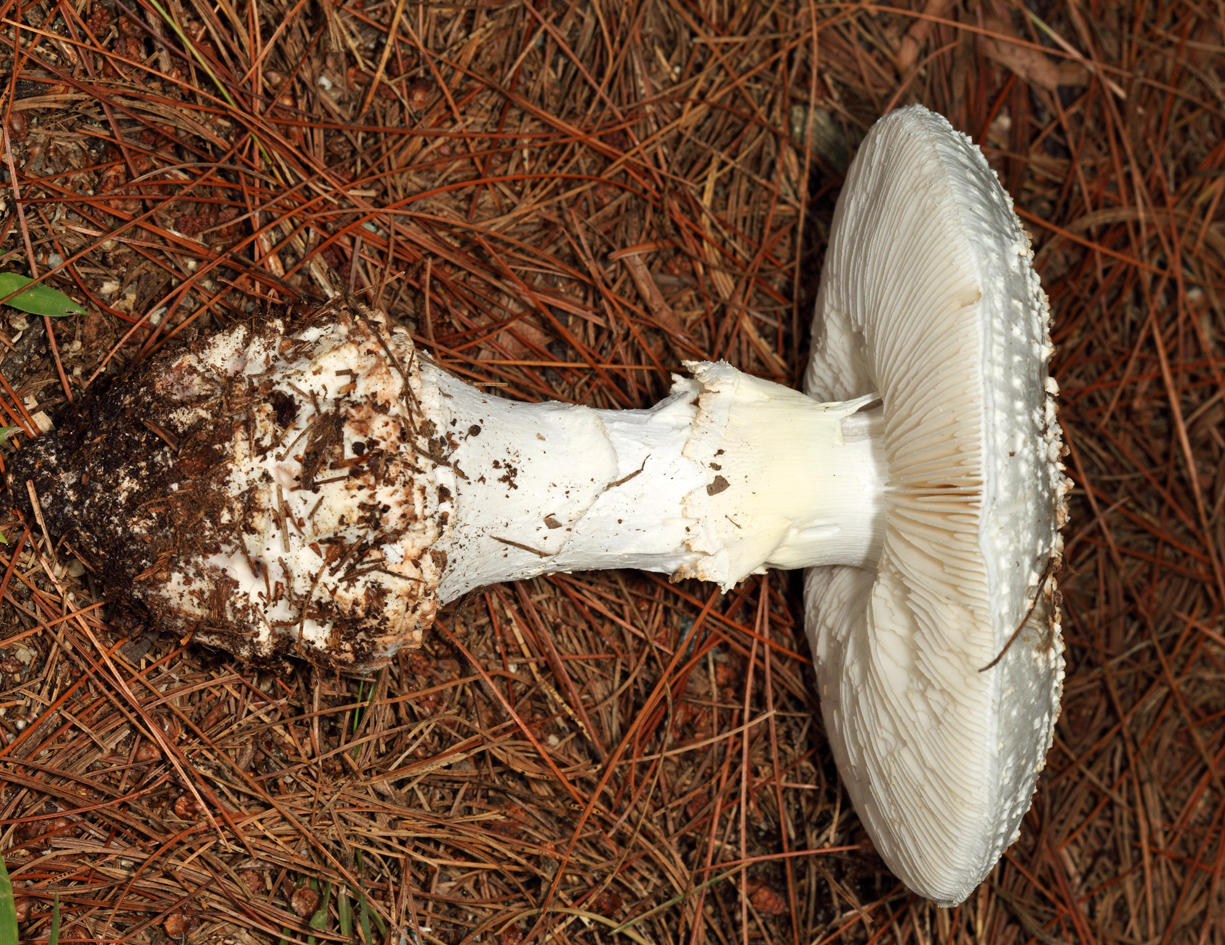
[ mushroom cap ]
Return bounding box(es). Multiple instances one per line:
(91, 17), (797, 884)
(804, 106), (1068, 905)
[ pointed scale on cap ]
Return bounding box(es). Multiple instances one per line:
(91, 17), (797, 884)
(803, 106), (1069, 905)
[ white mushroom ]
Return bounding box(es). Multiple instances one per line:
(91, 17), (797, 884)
(9, 106), (1066, 905)
(803, 105), (1068, 904)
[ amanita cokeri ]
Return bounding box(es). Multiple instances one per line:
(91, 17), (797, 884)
(7, 107), (1067, 905)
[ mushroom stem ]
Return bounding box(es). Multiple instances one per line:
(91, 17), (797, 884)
(6, 303), (887, 671)
(428, 361), (886, 602)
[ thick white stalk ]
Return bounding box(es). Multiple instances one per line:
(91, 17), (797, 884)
(426, 360), (886, 603)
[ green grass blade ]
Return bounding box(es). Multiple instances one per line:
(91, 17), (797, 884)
(359, 897), (372, 945)
(143, 0), (279, 174)
(338, 887), (353, 937)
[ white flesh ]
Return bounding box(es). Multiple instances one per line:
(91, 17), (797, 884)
(427, 361), (886, 602)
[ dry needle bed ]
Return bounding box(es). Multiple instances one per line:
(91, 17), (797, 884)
(0, 1), (1221, 943)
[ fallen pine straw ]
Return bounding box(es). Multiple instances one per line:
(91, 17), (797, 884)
(0, 0), (1221, 942)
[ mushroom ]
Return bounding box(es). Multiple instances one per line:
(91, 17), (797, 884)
(802, 105), (1068, 904)
(7, 106), (1066, 904)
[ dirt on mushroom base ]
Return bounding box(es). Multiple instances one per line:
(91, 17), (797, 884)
(7, 300), (453, 671)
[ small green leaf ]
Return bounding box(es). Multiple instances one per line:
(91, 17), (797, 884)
(0, 273), (85, 318)
(0, 854), (19, 945)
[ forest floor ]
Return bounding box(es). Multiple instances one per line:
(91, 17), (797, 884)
(0, 1), (1221, 943)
